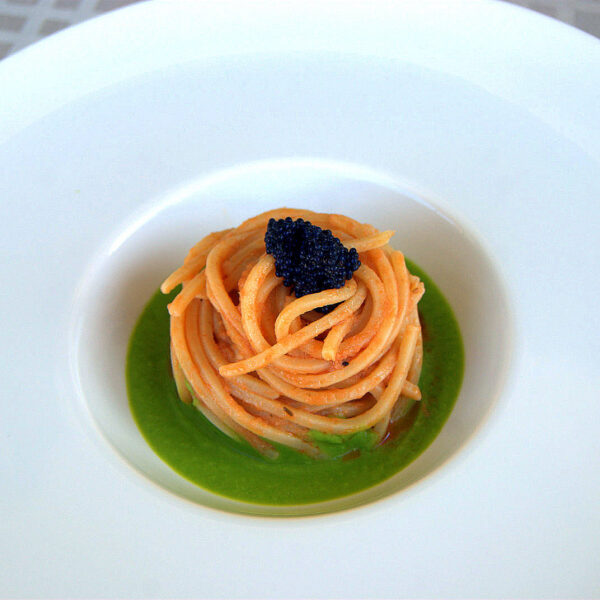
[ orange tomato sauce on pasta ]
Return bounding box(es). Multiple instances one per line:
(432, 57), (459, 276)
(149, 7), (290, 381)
(161, 208), (427, 460)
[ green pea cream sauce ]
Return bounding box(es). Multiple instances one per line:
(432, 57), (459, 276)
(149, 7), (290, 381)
(127, 261), (464, 505)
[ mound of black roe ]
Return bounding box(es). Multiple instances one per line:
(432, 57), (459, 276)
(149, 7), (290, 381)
(264, 217), (361, 313)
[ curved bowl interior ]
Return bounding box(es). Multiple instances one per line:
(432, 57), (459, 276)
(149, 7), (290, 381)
(70, 158), (512, 516)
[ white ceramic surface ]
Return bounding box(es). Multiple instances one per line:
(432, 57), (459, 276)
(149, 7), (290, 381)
(3, 1), (600, 62)
(1, 0), (599, 597)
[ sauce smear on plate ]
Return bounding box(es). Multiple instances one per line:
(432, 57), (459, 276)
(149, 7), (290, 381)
(127, 260), (463, 505)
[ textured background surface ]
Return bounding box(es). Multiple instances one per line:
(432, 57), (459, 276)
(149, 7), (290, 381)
(0, 0), (599, 60)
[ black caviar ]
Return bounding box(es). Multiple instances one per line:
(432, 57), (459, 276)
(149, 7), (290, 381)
(264, 217), (360, 313)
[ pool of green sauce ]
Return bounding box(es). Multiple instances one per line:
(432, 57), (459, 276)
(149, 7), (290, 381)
(126, 261), (463, 505)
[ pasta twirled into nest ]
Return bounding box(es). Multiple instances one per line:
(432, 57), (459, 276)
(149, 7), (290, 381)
(161, 209), (425, 459)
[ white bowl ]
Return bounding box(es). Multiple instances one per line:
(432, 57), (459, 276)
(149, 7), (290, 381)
(3, 1), (599, 595)
(70, 158), (512, 516)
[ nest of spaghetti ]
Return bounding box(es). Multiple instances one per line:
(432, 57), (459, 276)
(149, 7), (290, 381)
(161, 209), (424, 459)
